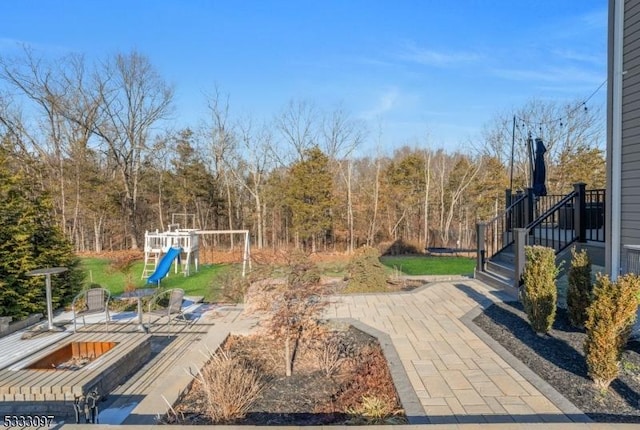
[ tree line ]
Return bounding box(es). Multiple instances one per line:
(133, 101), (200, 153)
(0, 48), (606, 254)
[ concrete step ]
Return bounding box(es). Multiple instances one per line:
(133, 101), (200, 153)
(474, 269), (519, 300)
(492, 250), (515, 265)
(486, 259), (515, 279)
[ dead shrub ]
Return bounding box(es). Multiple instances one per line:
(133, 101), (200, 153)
(311, 331), (352, 377)
(217, 264), (274, 303)
(194, 350), (265, 423)
(333, 344), (399, 413)
(244, 277), (286, 313)
(584, 273), (640, 391)
(377, 239), (421, 256)
(217, 267), (249, 303)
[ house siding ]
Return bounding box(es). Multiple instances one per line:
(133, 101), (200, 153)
(620, 0), (640, 272)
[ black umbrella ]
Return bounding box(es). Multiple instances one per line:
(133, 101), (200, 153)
(532, 138), (547, 197)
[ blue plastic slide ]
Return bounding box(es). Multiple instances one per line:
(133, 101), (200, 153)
(147, 246), (182, 285)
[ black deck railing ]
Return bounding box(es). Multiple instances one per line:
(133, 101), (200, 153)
(585, 189), (605, 242)
(536, 194), (566, 217)
(477, 183), (605, 275)
(526, 191), (578, 254)
(476, 191), (529, 270)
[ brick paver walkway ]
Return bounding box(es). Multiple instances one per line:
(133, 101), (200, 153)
(59, 278), (640, 429)
(324, 279), (588, 424)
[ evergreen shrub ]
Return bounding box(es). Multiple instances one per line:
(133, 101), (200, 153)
(584, 273), (640, 390)
(566, 247), (593, 328)
(346, 246), (388, 293)
(520, 245), (558, 334)
(0, 151), (83, 320)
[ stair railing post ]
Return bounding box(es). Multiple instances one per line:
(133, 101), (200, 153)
(505, 188), (512, 231)
(525, 187), (534, 227)
(514, 228), (527, 290)
(574, 182), (587, 243)
(476, 222), (486, 272)
(514, 189), (523, 227)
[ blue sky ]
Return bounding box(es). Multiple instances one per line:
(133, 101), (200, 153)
(0, 0), (607, 154)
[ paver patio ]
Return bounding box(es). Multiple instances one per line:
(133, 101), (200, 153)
(10, 278), (636, 429)
(324, 278), (588, 425)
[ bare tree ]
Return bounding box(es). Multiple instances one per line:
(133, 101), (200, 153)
(480, 98), (605, 193)
(0, 91), (31, 159)
(204, 86), (237, 247)
(367, 157), (382, 246)
(57, 54), (108, 251)
(422, 148), (432, 248)
(229, 117), (273, 249)
(321, 106), (365, 252)
(91, 51), (174, 249)
(433, 152), (482, 246)
(321, 104), (364, 160)
(0, 48), (73, 232)
(275, 99), (319, 164)
(365, 125), (385, 247)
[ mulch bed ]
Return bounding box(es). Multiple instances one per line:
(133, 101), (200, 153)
(473, 301), (640, 423)
(165, 325), (406, 425)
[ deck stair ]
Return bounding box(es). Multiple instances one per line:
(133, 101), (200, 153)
(475, 251), (518, 298)
(475, 184), (605, 297)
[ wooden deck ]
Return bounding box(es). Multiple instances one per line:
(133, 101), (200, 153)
(0, 301), (250, 423)
(0, 328), (150, 403)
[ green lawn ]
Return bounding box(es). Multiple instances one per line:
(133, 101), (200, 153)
(79, 253), (474, 303)
(80, 257), (230, 301)
(380, 255), (475, 276)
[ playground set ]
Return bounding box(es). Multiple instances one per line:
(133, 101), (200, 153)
(142, 228), (199, 284)
(141, 215), (252, 285)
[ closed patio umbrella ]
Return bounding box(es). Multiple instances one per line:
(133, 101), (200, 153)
(532, 138), (547, 197)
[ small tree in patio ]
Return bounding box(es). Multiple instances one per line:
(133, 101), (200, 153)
(520, 245), (558, 334)
(249, 251), (328, 376)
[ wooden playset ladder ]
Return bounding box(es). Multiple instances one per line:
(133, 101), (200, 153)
(141, 251), (160, 279)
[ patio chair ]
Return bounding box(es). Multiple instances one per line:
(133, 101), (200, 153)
(72, 287), (111, 332)
(147, 288), (188, 332)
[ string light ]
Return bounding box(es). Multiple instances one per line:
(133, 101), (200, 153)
(515, 79), (607, 128)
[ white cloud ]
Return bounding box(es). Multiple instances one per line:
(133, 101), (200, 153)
(491, 66), (603, 85)
(360, 87), (400, 120)
(551, 48), (604, 66)
(398, 42), (483, 67)
(579, 8), (608, 31)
